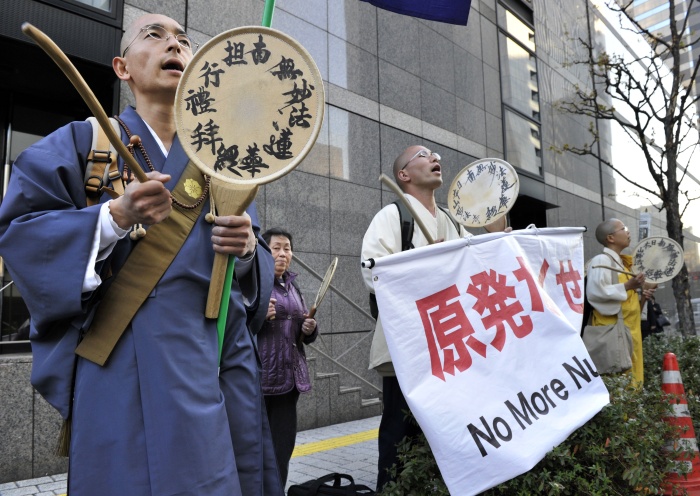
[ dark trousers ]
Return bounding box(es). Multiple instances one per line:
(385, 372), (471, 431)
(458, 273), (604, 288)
(376, 376), (423, 492)
(264, 389), (300, 487)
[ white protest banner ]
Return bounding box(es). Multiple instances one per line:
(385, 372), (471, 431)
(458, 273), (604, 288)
(370, 227), (609, 495)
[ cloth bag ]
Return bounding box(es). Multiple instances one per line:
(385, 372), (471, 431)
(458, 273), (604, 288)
(582, 311), (633, 374)
(287, 473), (375, 496)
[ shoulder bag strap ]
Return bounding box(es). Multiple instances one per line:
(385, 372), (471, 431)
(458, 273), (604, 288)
(437, 204), (461, 236)
(602, 252), (627, 322)
(393, 200), (414, 251)
(85, 117), (124, 205)
(603, 252), (626, 271)
(584, 253), (624, 329)
(369, 201), (414, 320)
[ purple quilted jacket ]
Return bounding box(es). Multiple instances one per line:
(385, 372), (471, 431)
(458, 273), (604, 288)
(258, 271), (318, 395)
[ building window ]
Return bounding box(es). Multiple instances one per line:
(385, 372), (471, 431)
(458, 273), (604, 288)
(499, 33), (540, 118)
(73, 0), (112, 12)
(504, 108), (542, 175)
(37, 0), (122, 23)
(498, 1), (542, 177)
(498, 6), (535, 51)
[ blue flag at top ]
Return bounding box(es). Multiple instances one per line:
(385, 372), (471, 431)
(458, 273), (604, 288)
(361, 0), (471, 25)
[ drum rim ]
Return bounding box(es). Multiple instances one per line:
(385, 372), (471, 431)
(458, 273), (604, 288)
(632, 235), (684, 283)
(174, 25), (325, 186)
(447, 157), (519, 228)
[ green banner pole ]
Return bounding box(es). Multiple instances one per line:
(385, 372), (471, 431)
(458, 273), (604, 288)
(216, 0), (277, 364)
(262, 0), (276, 27)
(217, 256), (235, 364)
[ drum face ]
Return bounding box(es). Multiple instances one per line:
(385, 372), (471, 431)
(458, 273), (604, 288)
(632, 236), (684, 283)
(447, 158), (519, 228)
(175, 26), (325, 185)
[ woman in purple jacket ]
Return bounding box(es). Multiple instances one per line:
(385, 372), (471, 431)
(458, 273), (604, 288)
(260, 228), (319, 486)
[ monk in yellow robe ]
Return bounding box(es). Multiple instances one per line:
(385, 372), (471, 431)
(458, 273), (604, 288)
(586, 219), (649, 384)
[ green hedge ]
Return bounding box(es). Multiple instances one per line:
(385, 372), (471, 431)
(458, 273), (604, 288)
(381, 334), (699, 495)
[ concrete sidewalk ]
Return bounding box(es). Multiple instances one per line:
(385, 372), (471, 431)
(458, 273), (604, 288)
(0, 416), (380, 496)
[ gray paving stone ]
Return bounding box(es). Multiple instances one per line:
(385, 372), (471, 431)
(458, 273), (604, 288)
(15, 479), (51, 488)
(0, 486), (39, 496)
(35, 483), (64, 492)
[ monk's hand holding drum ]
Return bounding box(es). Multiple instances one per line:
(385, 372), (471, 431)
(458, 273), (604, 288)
(211, 212), (257, 258)
(624, 272), (645, 291)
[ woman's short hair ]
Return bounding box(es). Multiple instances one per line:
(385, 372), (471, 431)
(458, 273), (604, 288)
(262, 227), (293, 250)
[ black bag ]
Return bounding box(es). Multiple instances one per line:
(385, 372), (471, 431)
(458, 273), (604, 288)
(287, 473), (375, 496)
(656, 305), (671, 327)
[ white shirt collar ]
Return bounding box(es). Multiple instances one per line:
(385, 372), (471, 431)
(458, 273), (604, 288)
(143, 120), (169, 157)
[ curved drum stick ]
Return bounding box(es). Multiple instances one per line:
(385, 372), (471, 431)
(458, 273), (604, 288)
(306, 257), (338, 319)
(592, 265), (637, 277)
(21, 23), (148, 183)
(379, 173), (435, 245)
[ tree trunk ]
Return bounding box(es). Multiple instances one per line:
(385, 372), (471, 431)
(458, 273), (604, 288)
(666, 204), (696, 335)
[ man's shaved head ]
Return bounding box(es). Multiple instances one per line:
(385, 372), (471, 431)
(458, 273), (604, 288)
(393, 146), (423, 191)
(595, 218), (621, 246)
(119, 14), (185, 56)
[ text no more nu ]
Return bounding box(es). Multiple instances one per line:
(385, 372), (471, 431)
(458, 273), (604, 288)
(468, 355), (600, 457)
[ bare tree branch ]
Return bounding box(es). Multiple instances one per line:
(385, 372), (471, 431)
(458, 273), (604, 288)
(558, 0), (700, 334)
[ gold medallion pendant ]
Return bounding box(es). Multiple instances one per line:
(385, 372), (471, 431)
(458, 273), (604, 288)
(184, 178), (203, 199)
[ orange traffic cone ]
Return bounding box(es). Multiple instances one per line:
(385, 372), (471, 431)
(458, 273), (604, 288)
(662, 352), (700, 495)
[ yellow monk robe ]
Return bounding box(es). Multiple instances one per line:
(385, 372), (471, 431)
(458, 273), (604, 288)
(591, 254), (643, 385)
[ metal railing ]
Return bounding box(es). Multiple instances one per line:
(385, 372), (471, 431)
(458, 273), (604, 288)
(292, 255), (381, 393)
(0, 280), (32, 353)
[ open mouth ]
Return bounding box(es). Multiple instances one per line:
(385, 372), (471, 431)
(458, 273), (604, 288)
(162, 60), (184, 72)
(432, 164), (441, 173)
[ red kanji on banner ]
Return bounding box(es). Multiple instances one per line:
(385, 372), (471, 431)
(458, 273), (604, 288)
(416, 285), (487, 381)
(555, 260), (583, 313)
(467, 270), (533, 350)
(514, 257), (544, 312)
(415, 258), (558, 381)
(538, 259), (550, 286)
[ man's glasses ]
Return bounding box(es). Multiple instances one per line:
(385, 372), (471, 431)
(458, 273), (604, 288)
(612, 225), (629, 234)
(400, 149), (441, 171)
(122, 25), (198, 57)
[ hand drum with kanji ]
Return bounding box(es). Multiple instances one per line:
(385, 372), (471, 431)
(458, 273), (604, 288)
(447, 158), (519, 228)
(632, 236), (684, 283)
(174, 26), (325, 317)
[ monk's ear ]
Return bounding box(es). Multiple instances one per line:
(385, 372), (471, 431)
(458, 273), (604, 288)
(113, 56), (130, 81)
